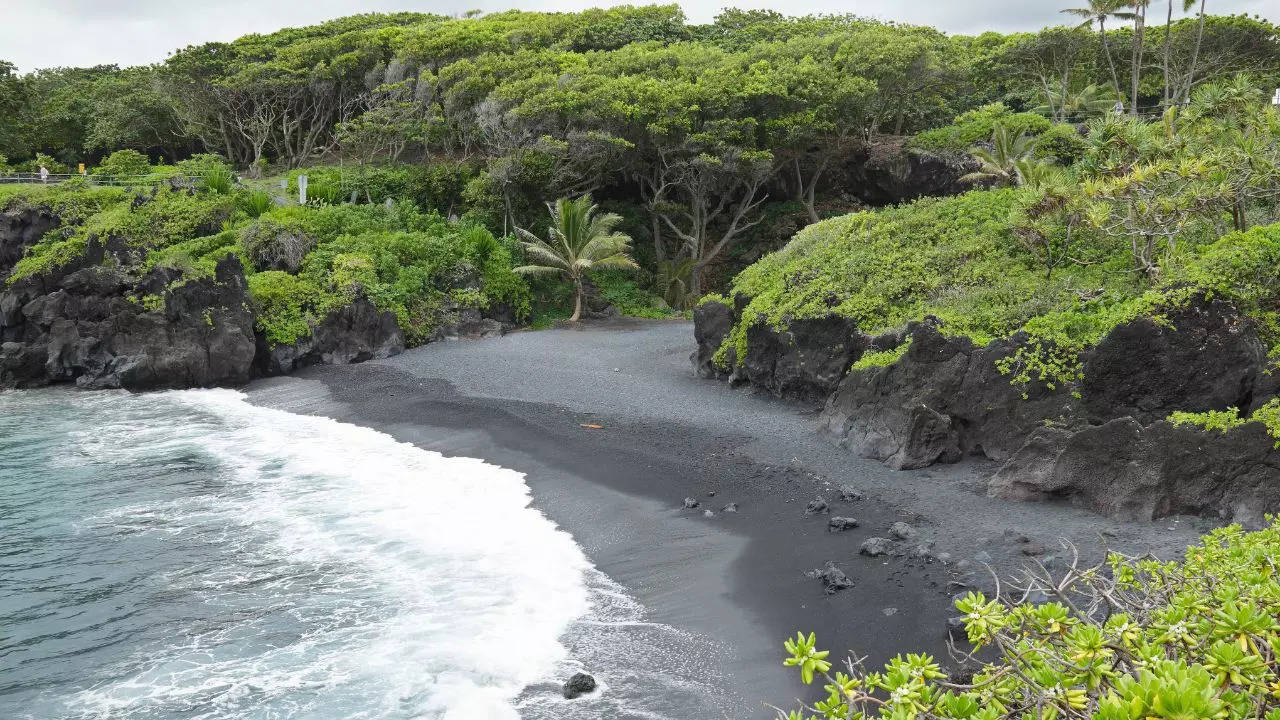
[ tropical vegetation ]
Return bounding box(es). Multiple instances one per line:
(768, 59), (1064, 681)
(1, 5), (1276, 311)
(779, 518), (1280, 720)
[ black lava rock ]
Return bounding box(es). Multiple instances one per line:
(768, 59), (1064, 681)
(562, 672), (597, 699)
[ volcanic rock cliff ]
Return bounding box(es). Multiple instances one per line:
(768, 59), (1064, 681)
(694, 295), (1280, 526)
(0, 201), (407, 390)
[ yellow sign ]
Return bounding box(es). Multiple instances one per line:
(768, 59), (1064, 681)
(78, 163), (85, 175)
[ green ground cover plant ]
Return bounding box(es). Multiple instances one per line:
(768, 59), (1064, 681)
(779, 518), (1280, 720)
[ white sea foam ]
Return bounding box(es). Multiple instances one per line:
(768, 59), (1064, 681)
(67, 389), (593, 719)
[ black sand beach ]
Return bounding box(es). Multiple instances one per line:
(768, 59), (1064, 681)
(246, 318), (1214, 718)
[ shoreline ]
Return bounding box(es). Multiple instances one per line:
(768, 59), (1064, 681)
(245, 319), (1214, 718)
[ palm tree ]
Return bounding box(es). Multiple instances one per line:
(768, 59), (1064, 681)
(514, 195), (639, 322)
(1035, 82), (1122, 121)
(960, 125), (1038, 187)
(1060, 0), (1135, 95)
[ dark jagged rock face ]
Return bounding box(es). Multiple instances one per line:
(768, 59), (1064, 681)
(844, 141), (976, 207)
(691, 300), (734, 379)
(820, 323), (1070, 469)
(1081, 298), (1267, 424)
(1, 229), (257, 390)
(261, 299), (404, 376)
(692, 297), (865, 401)
(693, 291), (1280, 524)
(990, 420), (1280, 526)
(0, 202), (437, 392)
(738, 315), (865, 401)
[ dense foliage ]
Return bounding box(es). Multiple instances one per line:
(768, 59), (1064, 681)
(713, 81), (1280, 397)
(1, 6), (1276, 304)
(1, 165), (530, 348)
(780, 518), (1280, 720)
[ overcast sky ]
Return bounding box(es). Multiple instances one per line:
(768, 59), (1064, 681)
(2, 0), (1274, 73)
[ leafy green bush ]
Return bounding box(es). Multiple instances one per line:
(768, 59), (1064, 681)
(238, 190), (275, 218)
(7, 186), (234, 282)
(1168, 407), (1248, 433)
(716, 188), (1132, 372)
(239, 202), (529, 346)
(589, 268), (673, 318)
(849, 340), (910, 371)
(175, 153), (231, 179)
(1032, 124), (1088, 165)
(910, 104), (1053, 153)
(247, 271), (340, 346)
(1169, 399), (1280, 447)
(15, 153), (71, 175)
(201, 165), (234, 194)
(286, 162), (478, 212)
(780, 518), (1280, 720)
(93, 149), (151, 178)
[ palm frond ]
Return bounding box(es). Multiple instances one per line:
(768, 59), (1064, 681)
(512, 264), (567, 277)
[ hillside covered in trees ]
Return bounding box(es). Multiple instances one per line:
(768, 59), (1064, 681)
(2, 5), (1278, 302)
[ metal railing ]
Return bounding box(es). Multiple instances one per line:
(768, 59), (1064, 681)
(0, 173), (198, 187)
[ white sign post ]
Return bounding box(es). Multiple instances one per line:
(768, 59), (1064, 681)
(298, 174), (308, 205)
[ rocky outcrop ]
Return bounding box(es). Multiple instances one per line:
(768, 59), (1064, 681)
(990, 420), (1280, 526)
(694, 291), (1280, 523)
(0, 201), (504, 391)
(821, 322), (1071, 468)
(691, 296), (864, 402)
(1, 240), (256, 390)
(692, 299), (734, 379)
(259, 299), (404, 376)
(844, 139), (977, 206)
(1080, 298), (1266, 424)
(738, 315), (864, 401)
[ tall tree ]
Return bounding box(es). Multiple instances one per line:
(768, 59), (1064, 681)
(1181, 0), (1208, 102)
(1060, 0), (1135, 93)
(1128, 0), (1152, 115)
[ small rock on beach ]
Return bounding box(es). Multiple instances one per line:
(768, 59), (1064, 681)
(563, 672), (597, 699)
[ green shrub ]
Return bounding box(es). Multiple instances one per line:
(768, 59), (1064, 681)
(849, 339), (910, 371)
(15, 153), (71, 175)
(247, 271), (341, 346)
(1253, 399), (1280, 447)
(1032, 124), (1088, 165)
(910, 103), (1052, 153)
(286, 162), (478, 212)
(201, 165), (234, 194)
(175, 154), (231, 179)
(1168, 407), (1248, 433)
(589, 268), (672, 318)
(780, 518), (1280, 720)
(719, 188), (1130, 374)
(238, 190), (274, 218)
(7, 187), (233, 282)
(93, 149), (151, 178)
(1169, 399), (1280, 447)
(240, 217), (315, 273)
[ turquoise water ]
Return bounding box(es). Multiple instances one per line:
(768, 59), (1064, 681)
(0, 388), (730, 719)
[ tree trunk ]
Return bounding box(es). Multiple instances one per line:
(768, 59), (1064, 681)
(570, 279), (583, 322)
(651, 214), (665, 263)
(1162, 0), (1173, 105)
(688, 264), (703, 301)
(1130, 4), (1147, 115)
(1100, 20), (1121, 93)
(1183, 0), (1208, 102)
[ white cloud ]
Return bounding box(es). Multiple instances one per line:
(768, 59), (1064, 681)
(1, 0), (1273, 72)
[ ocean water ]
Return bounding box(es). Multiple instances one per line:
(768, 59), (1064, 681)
(0, 388), (732, 719)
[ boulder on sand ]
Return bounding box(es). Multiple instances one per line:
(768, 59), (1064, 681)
(563, 672), (597, 699)
(806, 561), (855, 594)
